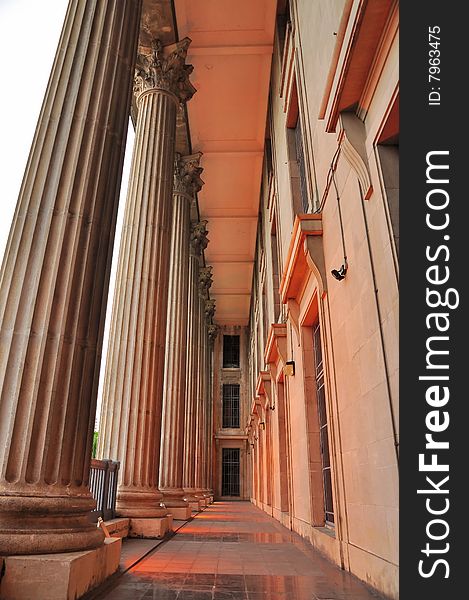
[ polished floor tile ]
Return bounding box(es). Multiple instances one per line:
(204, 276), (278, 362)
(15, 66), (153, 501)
(98, 502), (384, 600)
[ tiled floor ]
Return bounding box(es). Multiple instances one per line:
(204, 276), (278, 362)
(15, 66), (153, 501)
(98, 502), (384, 599)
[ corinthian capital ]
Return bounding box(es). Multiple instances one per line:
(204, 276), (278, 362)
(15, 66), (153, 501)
(134, 37), (196, 103)
(198, 266), (213, 297)
(174, 152), (204, 197)
(208, 324), (219, 344)
(204, 299), (216, 322)
(190, 220), (209, 256)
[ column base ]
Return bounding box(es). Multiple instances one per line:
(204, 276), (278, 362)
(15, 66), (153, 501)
(166, 505), (192, 520)
(161, 490), (191, 520)
(116, 488), (167, 519)
(128, 517), (170, 538)
(0, 537), (121, 600)
(194, 492), (207, 507)
(183, 490), (202, 513)
(203, 491), (214, 505)
(104, 518), (130, 539)
(0, 492), (105, 555)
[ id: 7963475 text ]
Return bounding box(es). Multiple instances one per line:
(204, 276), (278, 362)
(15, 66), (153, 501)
(428, 26), (441, 106)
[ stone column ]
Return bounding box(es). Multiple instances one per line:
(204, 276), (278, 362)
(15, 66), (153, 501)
(202, 299), (216, 499)
(158, 154), (203, 521)
(98, 37), (196, 538)
(207, 324), (219, 501)
(0, 0), (142, 556)
(194, 273), (212, 503)
(182, 221), (208, 511)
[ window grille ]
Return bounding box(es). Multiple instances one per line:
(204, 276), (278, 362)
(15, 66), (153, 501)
(313, 322), (334, 525)
(222, 384), (240, 429)
(222, 448), (240, 496)
(295, 117), (310, 213)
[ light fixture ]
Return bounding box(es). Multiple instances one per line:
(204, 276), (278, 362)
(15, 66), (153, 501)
(329, 154), (349, 283)
(331, 261), (348, 281)
(259, 421), (266, 430)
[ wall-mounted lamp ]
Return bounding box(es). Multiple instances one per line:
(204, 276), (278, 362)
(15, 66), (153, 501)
(259, 421), (266, 430)
(283, 360), (295, 377)
(331, 261), (348, 281)
(250, 442), (255, 447)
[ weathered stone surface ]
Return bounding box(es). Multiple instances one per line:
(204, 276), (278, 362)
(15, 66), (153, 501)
(0, 537), (121, 600)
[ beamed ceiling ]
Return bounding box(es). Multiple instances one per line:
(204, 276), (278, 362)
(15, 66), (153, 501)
(139, 0), (276, 326)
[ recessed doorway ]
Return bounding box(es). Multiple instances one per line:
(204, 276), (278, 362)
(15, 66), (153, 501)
(222, 448), (240, 496)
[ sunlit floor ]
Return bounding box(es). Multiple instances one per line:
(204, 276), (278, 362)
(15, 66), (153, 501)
(97, 501), (384, 599)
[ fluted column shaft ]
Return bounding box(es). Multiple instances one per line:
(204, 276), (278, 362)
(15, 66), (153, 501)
(200, 299), (215, 496)
(206, 325), (218, 495)
(202, 323), (211, 494)
(98, 38), (196, 519)
(0, 0), (142, 555)
(182, 223), (207, 498)
(195, 296), (214, 497)
(194, 295), (206, 495)
(159, 155), (203, 509)
(182, 254), (199, 494)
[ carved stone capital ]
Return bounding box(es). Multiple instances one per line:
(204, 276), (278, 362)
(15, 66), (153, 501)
(174, 152), (204, 197)
(198, 266), (213, 297)
(204, 299), (216, 322)
(190, 220), (209, 256)
(207, 324), (219, 344)
(134, 37), (196, 104)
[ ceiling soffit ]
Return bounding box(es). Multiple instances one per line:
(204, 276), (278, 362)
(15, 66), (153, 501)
(175, 0), (276, 326)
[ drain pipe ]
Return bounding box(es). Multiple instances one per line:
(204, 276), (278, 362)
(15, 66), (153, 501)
(358, 183), (399, 463)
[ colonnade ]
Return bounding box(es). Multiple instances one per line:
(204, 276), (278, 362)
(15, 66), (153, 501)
(0, 0), (216, 555)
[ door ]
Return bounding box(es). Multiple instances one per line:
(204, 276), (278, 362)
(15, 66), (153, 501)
(222, 448), (240, 496)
